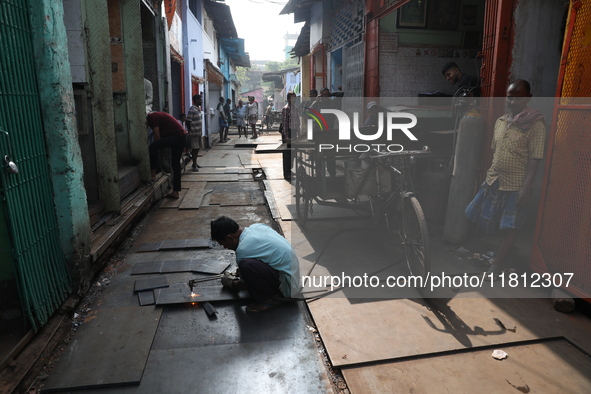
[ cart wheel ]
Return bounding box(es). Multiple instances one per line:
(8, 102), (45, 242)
(295, 168), (309, 227)
(400, 195), (430, 281)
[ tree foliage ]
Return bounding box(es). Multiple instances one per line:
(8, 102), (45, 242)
(264, 57), (298, 72)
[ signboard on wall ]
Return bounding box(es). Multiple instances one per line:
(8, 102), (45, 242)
(381, 33), (399, 53)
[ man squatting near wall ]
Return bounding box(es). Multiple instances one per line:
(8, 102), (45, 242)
(211, 216), (300, 313)
(466, 79), (546, 277)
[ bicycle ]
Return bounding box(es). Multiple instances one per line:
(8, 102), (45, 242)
(295, 144), (431, 280)
(361, 148), (431, 280)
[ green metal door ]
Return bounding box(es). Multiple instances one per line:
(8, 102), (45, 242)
(0, 0), (71, 330)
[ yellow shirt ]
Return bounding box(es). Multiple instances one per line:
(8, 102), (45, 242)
(486, 116), (546, 191)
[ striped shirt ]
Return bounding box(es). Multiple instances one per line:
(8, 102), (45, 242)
(186, 105), (202, 137)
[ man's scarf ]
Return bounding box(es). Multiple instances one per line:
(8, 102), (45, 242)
(507, 106), (545, 130)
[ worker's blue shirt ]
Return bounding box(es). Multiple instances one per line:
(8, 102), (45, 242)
(235, 223), (300, 298)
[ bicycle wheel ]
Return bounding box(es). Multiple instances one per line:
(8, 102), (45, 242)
(400, 195), (430, 280)
(295, 167), (309, 227)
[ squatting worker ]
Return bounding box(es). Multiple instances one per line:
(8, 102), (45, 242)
(147, 111), (187, 199)
(211, 216), (300, 313)
(466, 79), (545, 277)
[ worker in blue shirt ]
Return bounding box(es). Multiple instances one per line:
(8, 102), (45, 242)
(211, 216), (300, 312)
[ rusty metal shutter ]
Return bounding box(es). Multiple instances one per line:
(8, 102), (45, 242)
(531, 0), (591, 299)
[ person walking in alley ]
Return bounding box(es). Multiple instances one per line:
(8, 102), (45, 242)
(186, 94), (203, 172)
(441, 61), (479, 92)
(148, 111), (187, 199)
(224, 98), (233, 139)
(466, 79), (546, 277)
(211, 216), (300, 312)
(233, 99), (247, 138)
(247, 96), (259, 139)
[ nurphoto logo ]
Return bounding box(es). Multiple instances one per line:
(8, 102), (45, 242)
(303, 107), (419, 153)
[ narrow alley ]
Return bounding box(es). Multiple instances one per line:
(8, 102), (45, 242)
(2, 0), (591, 393)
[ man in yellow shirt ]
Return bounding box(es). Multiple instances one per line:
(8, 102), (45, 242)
(466, 80), (545, 276)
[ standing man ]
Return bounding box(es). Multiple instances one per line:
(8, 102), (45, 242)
(264, 101), (274, 129)
(224, 98), (233, 138)
(466, 80), (546, 276)
(233, 100), (247, 138)
(217, 97), (229, 142)
(280, 92), (298, 181)
(186, 94), (203, 172)
(211, 216), (300, 313)
(441, 61), (479, 91)
(147, 111), (187, 199)
(247, 96), (259, 139)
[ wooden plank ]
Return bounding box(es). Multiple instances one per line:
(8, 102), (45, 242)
(179, 182), (207, 209)
(159, 189), (188, 209)
(182, 174), (239, 182)
(137, 291), (155, 306)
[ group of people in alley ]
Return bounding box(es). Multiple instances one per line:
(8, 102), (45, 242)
(145, 74), (545, 312)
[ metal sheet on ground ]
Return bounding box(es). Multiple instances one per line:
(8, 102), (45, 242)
(255, 143), (284, 153)
(238, 174), (254, 181)
(137, 242), (161, 252)
(342, 339), (591, 393)
(159, 239), (187, 250)
(134, 276), (169, 292)
(41, 307), (162, 392)
(209, 191), (265, 206)
(238, 153), (260, 167)
(185, 239), (211, 249)
(108, 341), (330, 393)
(182, 174), (239, 182)
(152, 301), (307, 349)
(179, 182), (207, 209)
(307, 296), (591, 367)
(155, 283), (251, 304)
(131, 260), (197, 275)
(138, 290), (155, 306)
(264, 190), (281, 219)
(159, 189), (188, 209)
(134, 206), (274, 243)
(131, 258), (228, 275)
(257, 153), (285, 180)
(194, 259), (230, 274)
(225, 168), (253, 174)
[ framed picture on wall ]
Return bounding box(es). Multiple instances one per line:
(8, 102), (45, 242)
(428, 0), (460, 30)
(398, 0), (428, 28)
(463, 5), (478, 26)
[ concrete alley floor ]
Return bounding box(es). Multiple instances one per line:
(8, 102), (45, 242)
(34, 124), (591, 393)
(36, 127), (334, 393)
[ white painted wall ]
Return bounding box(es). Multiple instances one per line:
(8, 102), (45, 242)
(379, 46), (479, 100)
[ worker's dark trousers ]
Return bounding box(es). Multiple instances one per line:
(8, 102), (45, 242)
(282, 144), (293, 179)
(149, 134), (185, 191)
(238, 258), (282, 302)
